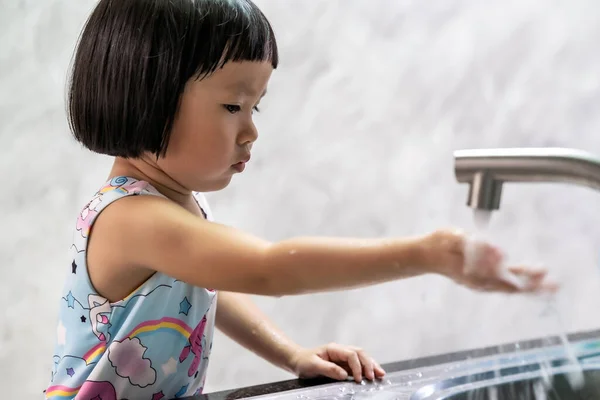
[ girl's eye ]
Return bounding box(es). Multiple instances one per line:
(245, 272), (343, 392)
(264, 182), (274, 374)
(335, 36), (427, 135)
(224, 104), (241, 114)
(224, 104), (261, 114)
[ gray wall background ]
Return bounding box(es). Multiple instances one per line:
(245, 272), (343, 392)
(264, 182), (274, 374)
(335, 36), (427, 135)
(2, 1), (600, 398)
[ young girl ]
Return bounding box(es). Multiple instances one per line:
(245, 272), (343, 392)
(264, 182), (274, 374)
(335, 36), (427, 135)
(46, 0), (556, 399)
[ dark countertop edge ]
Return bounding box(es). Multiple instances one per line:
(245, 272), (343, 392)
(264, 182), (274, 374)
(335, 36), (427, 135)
(185, 328), (600, 400)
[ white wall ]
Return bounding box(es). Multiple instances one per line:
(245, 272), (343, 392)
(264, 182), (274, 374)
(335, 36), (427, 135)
(2, 1), (600, 398)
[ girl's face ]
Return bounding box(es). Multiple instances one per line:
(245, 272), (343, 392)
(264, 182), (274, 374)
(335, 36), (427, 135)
(155, 61), (273, 192)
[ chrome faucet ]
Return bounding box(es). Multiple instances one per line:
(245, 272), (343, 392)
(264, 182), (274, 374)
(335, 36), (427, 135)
(453, 147), (600, 210)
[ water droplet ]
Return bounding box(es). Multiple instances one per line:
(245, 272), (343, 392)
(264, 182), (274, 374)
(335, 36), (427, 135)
(339, 387), (346, 393)
(416, 372), (423, 378)
(360, 380), (366, 386)
(385, 380), (392, 385)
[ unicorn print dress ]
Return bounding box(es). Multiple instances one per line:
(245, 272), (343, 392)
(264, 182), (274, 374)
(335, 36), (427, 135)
(45, 176), (217, 400)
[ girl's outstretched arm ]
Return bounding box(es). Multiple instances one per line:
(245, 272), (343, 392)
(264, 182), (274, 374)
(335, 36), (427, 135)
(91, 194), (425, 296)
(90, 194), (556, 297)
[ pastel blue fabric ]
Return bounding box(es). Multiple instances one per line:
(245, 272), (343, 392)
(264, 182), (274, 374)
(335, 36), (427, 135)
(46, 176), (217, 400)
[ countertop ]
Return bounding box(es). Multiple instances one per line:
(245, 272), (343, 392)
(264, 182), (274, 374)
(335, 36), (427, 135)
(183, 328), (600, 400)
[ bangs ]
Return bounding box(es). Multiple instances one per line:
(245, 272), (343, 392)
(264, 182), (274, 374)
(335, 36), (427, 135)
(183, 0), (279, 80)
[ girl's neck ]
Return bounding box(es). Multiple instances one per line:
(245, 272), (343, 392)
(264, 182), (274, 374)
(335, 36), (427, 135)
(110, 156), (193, 206)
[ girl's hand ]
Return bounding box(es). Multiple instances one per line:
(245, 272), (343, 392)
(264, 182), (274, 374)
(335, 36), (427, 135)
(290, 343), (386, 383)
(421, 229), (558, 293)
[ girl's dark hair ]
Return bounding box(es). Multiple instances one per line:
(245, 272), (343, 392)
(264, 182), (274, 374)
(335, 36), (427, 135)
(67, 0), (278, 158)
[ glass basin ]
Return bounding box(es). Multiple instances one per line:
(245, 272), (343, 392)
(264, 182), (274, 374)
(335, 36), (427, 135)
(432, 369), (600, 399)
(410, 358), (600, 400)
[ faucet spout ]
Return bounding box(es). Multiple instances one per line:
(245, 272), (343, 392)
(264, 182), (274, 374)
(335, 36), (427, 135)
(454, 147), (600, 210)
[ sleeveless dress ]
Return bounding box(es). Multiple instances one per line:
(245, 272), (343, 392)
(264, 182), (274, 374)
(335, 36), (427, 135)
(45, 176), (217, 400)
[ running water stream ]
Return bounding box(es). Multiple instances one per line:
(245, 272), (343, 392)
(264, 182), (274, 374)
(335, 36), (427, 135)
(471, 210), (585, 399)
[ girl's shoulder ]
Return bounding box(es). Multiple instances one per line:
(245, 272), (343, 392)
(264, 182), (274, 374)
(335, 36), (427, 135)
(95, 176), (162, 199)
(75, 176), (163, 237)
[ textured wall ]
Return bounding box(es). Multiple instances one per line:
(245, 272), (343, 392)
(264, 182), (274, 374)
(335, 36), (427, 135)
(2, 1), (600, 398)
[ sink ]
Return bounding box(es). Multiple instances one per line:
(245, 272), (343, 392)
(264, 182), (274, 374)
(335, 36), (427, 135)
(238, 337), (600, 400)
(410, 349), (600, 399)
(422, 369), (600, 399)
(410, 360), (600, 400)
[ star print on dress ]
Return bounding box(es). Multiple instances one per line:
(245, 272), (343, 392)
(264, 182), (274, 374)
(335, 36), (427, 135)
(174, 384), (189, 398)
(56, 321), (67, 345)
(152, 391), (165, 400)
(81, 316), (87, 323)
(179, 297), (192, 315)
(162, 357), (178, 377)
(65, 291), (76, 308)
(66, 368), (74, 377)
(72, 260), (77, 274)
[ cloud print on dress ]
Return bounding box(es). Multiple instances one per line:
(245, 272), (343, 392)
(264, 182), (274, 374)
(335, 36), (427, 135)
(107, 337), (157, 388)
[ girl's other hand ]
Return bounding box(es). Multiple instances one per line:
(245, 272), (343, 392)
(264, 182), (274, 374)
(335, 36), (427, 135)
(290, 343), (386, 383)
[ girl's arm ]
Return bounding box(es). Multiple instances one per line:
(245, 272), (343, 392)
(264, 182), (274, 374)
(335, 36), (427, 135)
(90, 195), (555, 296)
(214, 291), (302, 373)
(93, 195), (427, 296)
(215, 292), (386, 382)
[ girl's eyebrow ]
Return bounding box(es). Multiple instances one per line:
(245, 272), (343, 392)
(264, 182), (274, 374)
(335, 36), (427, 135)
(226, 81), (268, 98)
